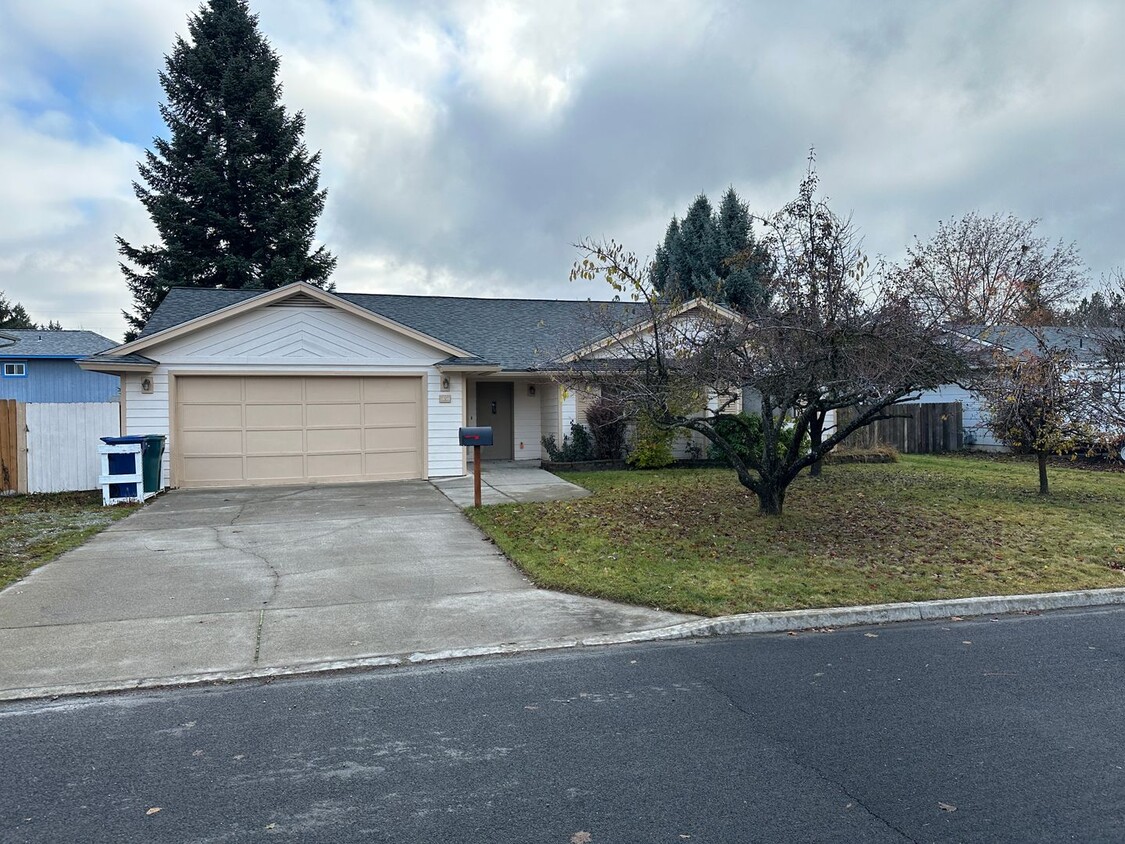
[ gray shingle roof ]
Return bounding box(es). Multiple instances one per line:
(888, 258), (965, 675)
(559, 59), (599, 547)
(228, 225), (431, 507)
(0, 329), (115, 358)
(137, 287), (640, 370)
(962, 325), (1112, 363)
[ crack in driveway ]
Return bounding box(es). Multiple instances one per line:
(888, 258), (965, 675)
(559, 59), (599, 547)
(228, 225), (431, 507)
(215, 514), (282, 664)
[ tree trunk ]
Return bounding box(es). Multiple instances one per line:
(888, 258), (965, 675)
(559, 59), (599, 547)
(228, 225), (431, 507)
(757, 484), (786, 516)
(1038, 452), (1049, 495)
(809, 413), (825, 478)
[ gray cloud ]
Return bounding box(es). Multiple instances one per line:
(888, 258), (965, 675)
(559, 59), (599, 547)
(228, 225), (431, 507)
(1, 0), (1123, 340)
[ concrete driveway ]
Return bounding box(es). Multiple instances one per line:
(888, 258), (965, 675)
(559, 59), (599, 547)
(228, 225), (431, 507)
(0, 481), (691, 700)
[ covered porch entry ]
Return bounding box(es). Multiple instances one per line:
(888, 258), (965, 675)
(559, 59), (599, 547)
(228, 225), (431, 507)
(464, 375), (574, 464)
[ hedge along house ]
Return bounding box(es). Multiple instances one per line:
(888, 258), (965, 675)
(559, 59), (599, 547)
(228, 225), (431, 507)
(80, 282), (639, 489)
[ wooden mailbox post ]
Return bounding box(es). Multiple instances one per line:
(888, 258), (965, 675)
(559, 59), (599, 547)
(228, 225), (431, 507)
(458, 426), (493, 508)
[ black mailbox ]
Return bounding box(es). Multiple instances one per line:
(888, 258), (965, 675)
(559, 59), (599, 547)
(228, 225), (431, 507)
(459, 426), (493, 447)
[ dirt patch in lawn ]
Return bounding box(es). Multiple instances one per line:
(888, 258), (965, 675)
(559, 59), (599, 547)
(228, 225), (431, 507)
(0, 491), (139, 590)
(466, 455), (1125, 616)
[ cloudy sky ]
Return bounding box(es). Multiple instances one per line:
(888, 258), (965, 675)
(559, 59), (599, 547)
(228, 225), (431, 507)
(2, 0), (1123, 341)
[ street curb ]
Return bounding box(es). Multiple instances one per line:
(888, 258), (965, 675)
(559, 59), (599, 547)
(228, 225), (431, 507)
(4, 587), (1125, 704)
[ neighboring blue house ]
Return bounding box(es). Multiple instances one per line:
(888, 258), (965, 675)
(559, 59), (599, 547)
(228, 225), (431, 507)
(0, 330), (120, 403)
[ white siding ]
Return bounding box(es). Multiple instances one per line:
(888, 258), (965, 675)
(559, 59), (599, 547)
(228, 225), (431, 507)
(539, 383), (561, 459)
(26, 402), (120, 493)
(427, 371), (464, 477)
(124, 303), (466, 484)
(152, 306), (441, 366)
(512, 382), (542, 462)
(124, 370), (172, 482)
(915, 384), (1001, 449)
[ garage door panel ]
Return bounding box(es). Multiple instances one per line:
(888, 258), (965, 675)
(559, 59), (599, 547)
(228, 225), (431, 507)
(245, 377), (303, 402)
(245, 403), (304, 428)
(306, 427), (361, 453)
(246, 454), (305, 481)
(307, 402), (361, 427)
(180, 429), (243, 455)
(182, 456), (244, 483)
(363, 402), (417, 426)
(306, 378), (361, 402)
(180, 376), (241, 402)
(180, 403), (242, 429)
(364, 426), (417, 451)
(363, 451), (418, 477)
(364, 378), (418, 402)
(176, 376), (423, 488)
(307, 452), (365, 478)
(245, 429), (305, 455)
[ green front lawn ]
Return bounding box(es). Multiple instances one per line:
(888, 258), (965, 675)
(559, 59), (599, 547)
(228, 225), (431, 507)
(467, 455), (1125, 616)
(0, 491), (140, 590)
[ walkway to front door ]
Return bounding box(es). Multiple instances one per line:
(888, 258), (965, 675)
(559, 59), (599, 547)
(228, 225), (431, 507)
(431, 460), (590, 506)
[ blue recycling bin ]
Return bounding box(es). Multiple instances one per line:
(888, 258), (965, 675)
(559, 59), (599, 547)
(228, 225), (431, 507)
(101, 435), (146, 499)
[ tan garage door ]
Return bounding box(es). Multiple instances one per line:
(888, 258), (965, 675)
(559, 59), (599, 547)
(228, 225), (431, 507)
(175, 376), (424, 487)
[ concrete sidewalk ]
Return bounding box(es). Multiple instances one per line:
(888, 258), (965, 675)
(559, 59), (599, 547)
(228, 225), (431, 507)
(0, 480), (688, 701)
(431, 461), (590, 506)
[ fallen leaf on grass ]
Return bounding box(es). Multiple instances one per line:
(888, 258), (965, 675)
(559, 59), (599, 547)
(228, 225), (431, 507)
(938, 802), (957, 812)
(146, 808), (162, 816)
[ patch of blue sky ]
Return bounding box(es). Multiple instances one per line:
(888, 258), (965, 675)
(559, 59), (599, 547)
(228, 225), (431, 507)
(11, 58), (165, 147)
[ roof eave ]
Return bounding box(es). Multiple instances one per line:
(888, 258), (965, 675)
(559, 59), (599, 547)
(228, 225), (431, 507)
(436, 363), (503, 374)
(77, 359), (157, 375)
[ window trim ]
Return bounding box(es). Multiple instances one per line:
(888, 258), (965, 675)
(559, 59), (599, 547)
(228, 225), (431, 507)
(2, 361), (27, 378)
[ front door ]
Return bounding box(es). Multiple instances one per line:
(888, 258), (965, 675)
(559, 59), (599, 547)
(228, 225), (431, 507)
(475, 382), (513, 460)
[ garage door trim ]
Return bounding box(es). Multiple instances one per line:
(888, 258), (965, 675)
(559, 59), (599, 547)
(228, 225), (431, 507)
(169, 371), (429, 488)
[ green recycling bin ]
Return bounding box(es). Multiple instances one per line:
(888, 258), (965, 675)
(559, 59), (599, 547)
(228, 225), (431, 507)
(141, 434), (166, 494)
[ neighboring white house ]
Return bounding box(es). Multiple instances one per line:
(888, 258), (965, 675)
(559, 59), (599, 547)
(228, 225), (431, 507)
(80, 282), (645, 489)
(915, 325), (1119, 451)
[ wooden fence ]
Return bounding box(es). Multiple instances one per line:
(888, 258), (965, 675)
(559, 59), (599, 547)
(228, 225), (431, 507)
(837, 402), (963, 453)
(0, 399), (25, 493)
(0, 401), (119, 494)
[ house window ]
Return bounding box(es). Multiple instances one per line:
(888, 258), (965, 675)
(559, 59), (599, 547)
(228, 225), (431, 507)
(2, 362), (27, 378)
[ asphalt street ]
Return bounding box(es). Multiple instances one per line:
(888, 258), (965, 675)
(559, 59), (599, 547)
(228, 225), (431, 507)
(2, 606), (1123, 843)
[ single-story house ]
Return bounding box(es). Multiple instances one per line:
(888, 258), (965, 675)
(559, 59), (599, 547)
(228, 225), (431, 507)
(81, 282), (637, 489)
(916, 325), (1117, 449)
(0, 330), (119, 403)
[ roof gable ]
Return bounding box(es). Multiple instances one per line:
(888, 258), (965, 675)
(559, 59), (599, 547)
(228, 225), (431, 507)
(115, 283), (470, 359)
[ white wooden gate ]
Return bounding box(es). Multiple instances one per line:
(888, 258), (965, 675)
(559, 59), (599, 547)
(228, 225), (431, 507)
(26, 402), (120, 493)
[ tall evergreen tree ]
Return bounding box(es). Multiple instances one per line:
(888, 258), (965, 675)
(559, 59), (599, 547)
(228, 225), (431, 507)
(651, 187), (770, 312)
(0, 292), (36, 329)
(117, 0), (336, 338)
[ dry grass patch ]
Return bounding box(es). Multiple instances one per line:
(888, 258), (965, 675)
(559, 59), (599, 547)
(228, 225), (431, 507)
(467, 455), (1125, 616)
(0, 491), (139, 590)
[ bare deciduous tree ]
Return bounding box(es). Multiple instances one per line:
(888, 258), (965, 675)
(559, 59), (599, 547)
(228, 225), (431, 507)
(559, 169), (966, 515)
(895, 212), (1085, 327)
(977, 337), (1096, 494)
